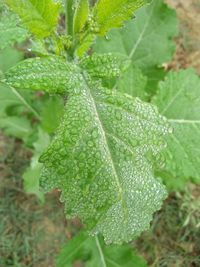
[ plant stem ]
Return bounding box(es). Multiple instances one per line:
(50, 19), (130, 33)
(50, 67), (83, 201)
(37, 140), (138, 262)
(65, 0), (74, 36)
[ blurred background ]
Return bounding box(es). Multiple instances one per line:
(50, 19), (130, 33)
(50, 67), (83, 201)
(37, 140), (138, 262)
(0, 0), (200, 266)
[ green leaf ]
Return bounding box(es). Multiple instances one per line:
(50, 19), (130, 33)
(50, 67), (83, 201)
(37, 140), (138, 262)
(93, 0), (150, 36)
(75, 33), (96, 57)
(73, 0), (89, 34)
(41, 96), (64, 134)
(156, 171), (189, 191)
(93, 0), (178, 96)
(0, 7), (28, 50)
(5, 0), (60, 38)
(0, 116), (32, 139)
(144, 66), (166, 96)
(80, 53), (130, 79)
(39, 72), (169, 244)
(0, 84), (21, 113)
(56, 232), (148, 267)
(152, 69), (200, 184)
(0, 46), (23, 73)
(23, 128), (50, 202)
(0, 83), (40, 144)
(0, 83), (33, 115)
(3, 56), (76, 94)
(2, 51), (170, 243)
(116, 64), (148, 100)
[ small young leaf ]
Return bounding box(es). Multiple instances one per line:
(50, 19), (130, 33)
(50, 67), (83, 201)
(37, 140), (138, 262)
(39, 73), (170, 244)
(152, 69), (200, 184)
(93, 0), (150, 36)
(4, 56), (77, 94)
(75, 33), (95, 57)
(5, 0), (60, 38)
(73, 0), (89, 34)
(57, 232), (148, 267)
(80, 53), (129, 79)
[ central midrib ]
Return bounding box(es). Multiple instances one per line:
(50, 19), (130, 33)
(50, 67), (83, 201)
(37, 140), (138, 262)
(82, 74), (128, 219)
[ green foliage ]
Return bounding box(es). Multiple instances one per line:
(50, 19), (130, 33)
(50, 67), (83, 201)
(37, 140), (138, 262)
(116, 65), (148, 100)
(0, 5), (28, 50)
(1, 0), (199, 255)
(80, 53), (129, 79)
(38, 69), (169, 244)
(2, 40), (172, 243)
(0, 46), (23, 72)
(0, 115), (31, 139)
(93, 0), (178, 96)
(93, 0), (151, 36)
(153, 69), (200, 186)
(0, 46), (33, 141)
(23, 128), (50, 202)
(41, 96), (64, 134)
(5, 0), (60, 38)
(73, 0), (89, 35)
(3, 56), (76, 94)
(57, 232), (148, 267)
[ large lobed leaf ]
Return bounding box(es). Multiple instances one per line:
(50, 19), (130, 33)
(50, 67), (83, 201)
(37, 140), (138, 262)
(5, 0), (60, 38)
(93, 0), (178, 96)
(153, 69), (200, 184)
(94, 0), (151, 36)
(2, 56), (170, 244)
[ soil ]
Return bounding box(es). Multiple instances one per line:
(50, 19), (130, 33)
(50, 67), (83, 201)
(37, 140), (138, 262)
(166, 0), (200, 73)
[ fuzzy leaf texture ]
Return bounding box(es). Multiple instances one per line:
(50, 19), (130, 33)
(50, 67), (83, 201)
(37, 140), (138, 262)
(153, 69), (200, 184)
(73, 0), (89, 34)
(3, 56), (77, 94)
(94, 0), (151, 35)
(79, 53), (130, 79)
(94, 0), (178, 96)
(5, 0), (60, 38)
(56, 232), (148, 267)
(0, 6), (28, 50)
(3, 54), (127, 92)
(3, 56), (170, 244)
